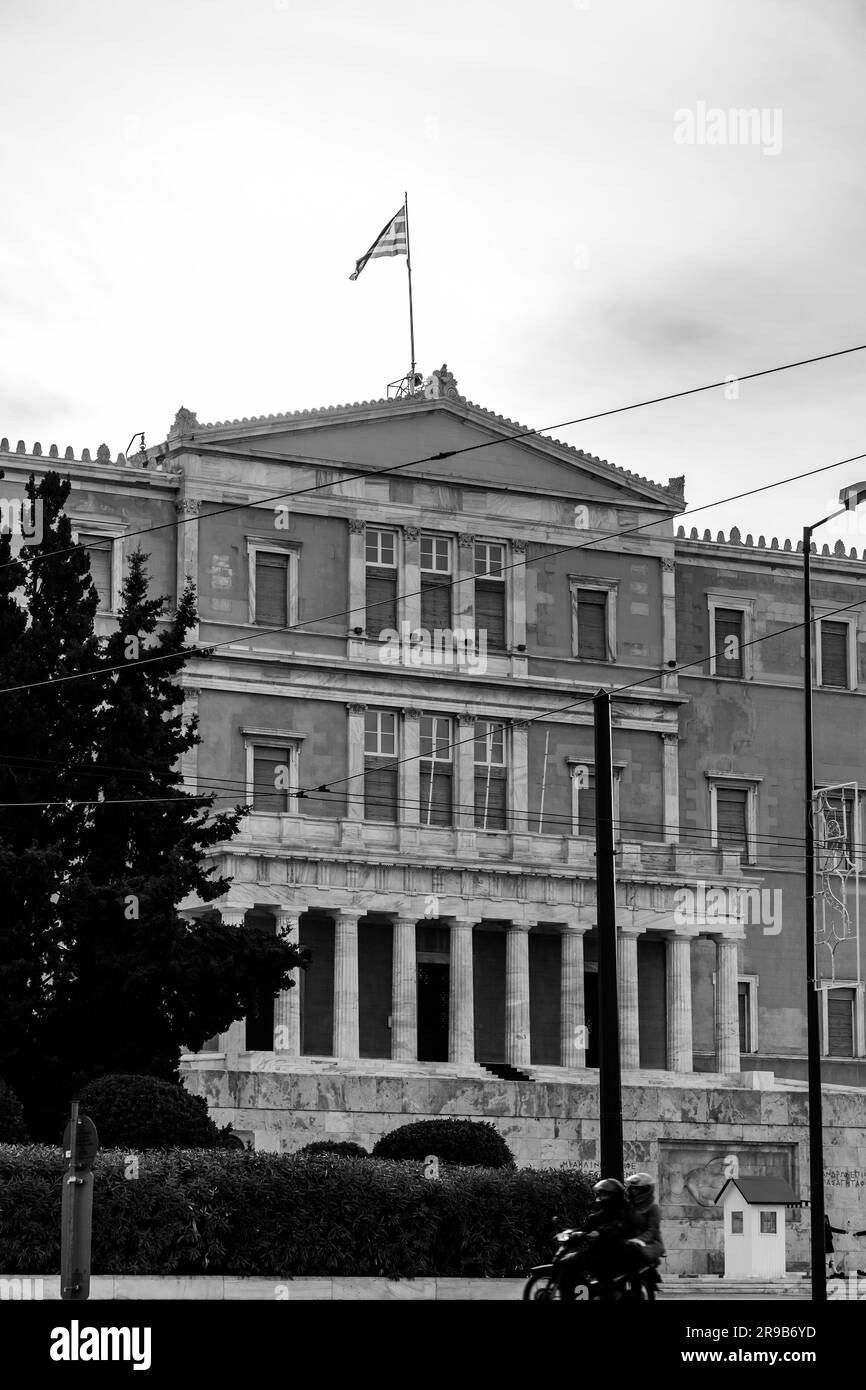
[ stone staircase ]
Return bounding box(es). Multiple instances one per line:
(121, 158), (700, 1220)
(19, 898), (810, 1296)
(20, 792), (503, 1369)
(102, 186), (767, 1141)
(479, 1060), (533, 1082)
(662, 1275), (811, 1300)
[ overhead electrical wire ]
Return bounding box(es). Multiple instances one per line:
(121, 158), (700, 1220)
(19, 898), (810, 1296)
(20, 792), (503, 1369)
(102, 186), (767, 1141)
(4, 340), (863, 576)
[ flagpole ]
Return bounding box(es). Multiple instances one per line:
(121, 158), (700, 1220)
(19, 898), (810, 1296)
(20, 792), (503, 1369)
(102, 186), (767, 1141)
(403, 191), (416, 388)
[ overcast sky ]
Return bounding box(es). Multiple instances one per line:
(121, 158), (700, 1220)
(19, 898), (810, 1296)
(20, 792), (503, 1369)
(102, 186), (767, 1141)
(2, 0), (864, 549)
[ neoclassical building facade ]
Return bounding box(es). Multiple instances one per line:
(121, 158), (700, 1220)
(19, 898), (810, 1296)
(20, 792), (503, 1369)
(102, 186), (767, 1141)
(3, 370), (866, 1262)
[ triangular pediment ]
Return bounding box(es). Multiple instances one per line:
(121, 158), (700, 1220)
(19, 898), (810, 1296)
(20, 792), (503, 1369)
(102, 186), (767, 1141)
(167, 391), (684, 512)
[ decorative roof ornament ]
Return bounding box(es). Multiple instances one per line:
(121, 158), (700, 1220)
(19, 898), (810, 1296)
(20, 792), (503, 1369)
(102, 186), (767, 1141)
(423, 363), (461, 401)
(168, 406), (199, 440)
(667, 475), (685, 499)
(97, 443), (111, 462)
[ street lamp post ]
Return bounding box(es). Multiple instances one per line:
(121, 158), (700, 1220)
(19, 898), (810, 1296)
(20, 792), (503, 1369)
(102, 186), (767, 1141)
(803, 483), (866, 1302)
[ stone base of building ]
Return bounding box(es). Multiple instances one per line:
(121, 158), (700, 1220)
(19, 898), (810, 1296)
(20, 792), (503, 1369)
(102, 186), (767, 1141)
(181, 1055), (866, 1277)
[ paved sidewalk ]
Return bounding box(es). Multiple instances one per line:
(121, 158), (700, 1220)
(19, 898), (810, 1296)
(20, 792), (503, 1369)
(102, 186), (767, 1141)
(2, 1274), (816, 1300)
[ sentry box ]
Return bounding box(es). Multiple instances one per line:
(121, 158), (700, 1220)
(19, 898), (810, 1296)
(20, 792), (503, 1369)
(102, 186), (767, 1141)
(715, 1177), (803, 1279)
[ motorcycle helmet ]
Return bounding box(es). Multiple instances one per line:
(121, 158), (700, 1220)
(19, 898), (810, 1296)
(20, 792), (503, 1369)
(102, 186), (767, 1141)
(625, 1172), (654, 1196)
(593, 1177), (625, 1206)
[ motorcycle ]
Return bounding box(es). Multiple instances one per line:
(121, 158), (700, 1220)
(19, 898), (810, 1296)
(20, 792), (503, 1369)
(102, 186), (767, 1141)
(523, 1227), (661, 1302)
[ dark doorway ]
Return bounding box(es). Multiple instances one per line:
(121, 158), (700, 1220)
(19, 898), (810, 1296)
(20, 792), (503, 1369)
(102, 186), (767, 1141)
(584, 970), (599, 1068)
(417, 962), (449, 1061)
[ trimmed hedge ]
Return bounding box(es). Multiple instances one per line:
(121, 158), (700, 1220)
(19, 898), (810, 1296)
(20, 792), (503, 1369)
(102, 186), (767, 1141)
(74, 1074), (235, 1150)
(0, 1145), (594, 1277)
(296, 1140), (369, 1159)
(372, 1118), (515, 1169)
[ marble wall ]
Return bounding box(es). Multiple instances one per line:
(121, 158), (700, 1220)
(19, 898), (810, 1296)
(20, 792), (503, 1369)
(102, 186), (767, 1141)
(182, 1066), (866, 1276)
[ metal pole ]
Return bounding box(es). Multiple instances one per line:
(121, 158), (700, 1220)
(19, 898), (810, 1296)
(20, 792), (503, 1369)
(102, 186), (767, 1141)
(593, 688), (623, 1182)
(537, 729), (550, 834)
(803, 525), (826, 1302)
(403, 191), (416, 387)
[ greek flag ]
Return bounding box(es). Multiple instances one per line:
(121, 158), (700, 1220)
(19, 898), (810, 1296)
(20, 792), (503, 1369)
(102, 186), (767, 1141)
(349, 206), (408, 280)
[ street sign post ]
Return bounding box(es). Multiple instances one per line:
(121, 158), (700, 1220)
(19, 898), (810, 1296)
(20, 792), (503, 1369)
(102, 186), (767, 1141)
(60, 1102), (98, 1301)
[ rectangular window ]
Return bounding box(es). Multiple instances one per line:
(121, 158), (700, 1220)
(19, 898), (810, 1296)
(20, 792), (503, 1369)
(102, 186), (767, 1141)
(731, 1211), (744, 1234)
(827, 988), (855, 1057)
(366, 528), (398, 639)
(80, 535), (112, 612)
(474, 720), (507, 830)
(820, 620), (849, 689)
(578, 771), (597, 837)
(738, 982), (751, 1054)
(570, 762), (622, 840)
(420, 534), (452, 632)
(576, 589), (607, 661)
(419, 714), (453, 827)
(252, 745), (295, 812)
(255, 551), (289, 626)
(364, 710), (398, 822)
(759, 1211), (777, 1235)
(714, 608), (744, 678)
(474, 542), (506, 651)
(716, 785), (749, 862)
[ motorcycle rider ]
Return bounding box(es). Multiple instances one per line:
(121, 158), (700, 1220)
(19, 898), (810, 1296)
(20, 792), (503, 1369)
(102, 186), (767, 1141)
(566, 1178), (630, 1294)
(622, 1172), (665, 1292)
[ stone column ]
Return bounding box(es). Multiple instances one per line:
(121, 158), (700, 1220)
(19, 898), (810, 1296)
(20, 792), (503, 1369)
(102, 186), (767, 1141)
(218, 908), (247, 1062)
(400, 708), (421, 827)
(346, 704), (366, 821)
(505, 922), (532, 1067)
(391, 916), (418, 1061)
(347, 519), (366, 659)
(661, 556), (677, 693)
(560, 923), (588, 1068)
(617, 926), (641, 1069)
(333, 909), (362, 1059)
(454, 713), (476, 832)
(665, 931), (693, 1073)
(274, 911), (301, 1056)
(455, 534), (476, 634)
(447, 917), (476, 1065)
(661, 732), (680, 844)
(510, 721), (529, 834)
(511, 538), (528, 677)
(175, 496), (200, 642)
(402, 526), (421, 638)
(715, 935), (741, 1073)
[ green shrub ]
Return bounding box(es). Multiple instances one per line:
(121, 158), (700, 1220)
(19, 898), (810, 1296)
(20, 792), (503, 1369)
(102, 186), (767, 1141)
(296, 1140), (369, 1159)
(372, 1118), (515, 1169)
(0, 1144), (593, 1277)
(0, 1079), (28, 1143)
(74, 1074), (223, 1150)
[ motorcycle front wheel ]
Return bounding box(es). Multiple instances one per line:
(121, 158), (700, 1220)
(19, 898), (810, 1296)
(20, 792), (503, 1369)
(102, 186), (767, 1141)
(523, 1274), (564, 1301)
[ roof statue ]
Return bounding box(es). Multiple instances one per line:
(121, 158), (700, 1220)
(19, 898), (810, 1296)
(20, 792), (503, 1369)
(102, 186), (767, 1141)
(423, 364), (461, 401)
(168, 406), (200, 440)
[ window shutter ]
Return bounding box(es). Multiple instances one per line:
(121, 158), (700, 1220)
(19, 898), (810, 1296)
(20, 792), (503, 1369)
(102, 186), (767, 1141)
(715, 609), (744, 677)
(827, 990), (855, 1056)
(365, 760), (397, 821)
(474, 768), (507, 829)
(577, 590), (607, 660)
(366, 569), (398, 638)
(579, 780), (597, 836)
(419, 764), (453, 826)
(421, 577), (451, 632)
(84, 544), (111, 612)
(475, 579), (506, 650)
(821, 621), (849, 688)
(717, 787), (748, 859)
(253, 746), (291, 811)
(255, 552), (288, 626)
